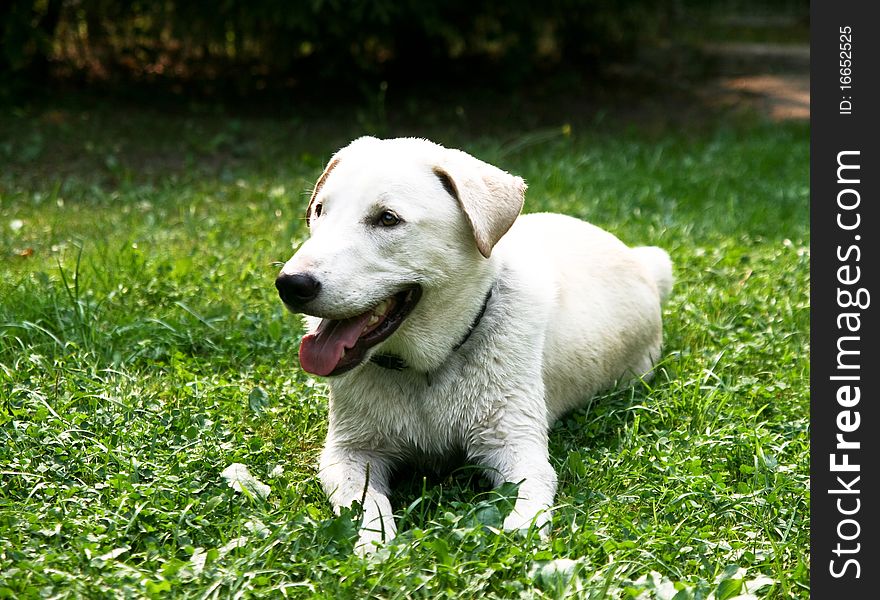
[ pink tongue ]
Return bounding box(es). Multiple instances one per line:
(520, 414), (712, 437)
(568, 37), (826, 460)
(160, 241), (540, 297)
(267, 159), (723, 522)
(299, 312), (374, 376)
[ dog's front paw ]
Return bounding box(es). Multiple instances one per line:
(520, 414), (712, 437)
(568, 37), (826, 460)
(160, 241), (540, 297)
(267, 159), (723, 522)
(353, 523), (396, 556)
(353, 533), (383, 556)
(503, 508), (551, 538)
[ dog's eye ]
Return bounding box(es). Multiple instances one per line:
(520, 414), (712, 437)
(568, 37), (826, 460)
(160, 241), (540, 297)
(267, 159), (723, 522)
(378, 210), (401, 227)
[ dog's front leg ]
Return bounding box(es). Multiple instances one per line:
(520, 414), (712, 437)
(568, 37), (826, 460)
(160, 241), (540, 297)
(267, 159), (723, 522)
(319, 444), (396, 553)
(473, 427), (558, 535)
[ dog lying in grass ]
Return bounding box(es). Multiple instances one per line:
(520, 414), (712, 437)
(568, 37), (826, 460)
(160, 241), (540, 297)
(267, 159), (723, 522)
(276, 137), (672, 553)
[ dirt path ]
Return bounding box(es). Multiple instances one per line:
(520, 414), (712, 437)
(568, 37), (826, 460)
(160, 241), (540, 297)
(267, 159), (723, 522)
(700, 43), (809, 121)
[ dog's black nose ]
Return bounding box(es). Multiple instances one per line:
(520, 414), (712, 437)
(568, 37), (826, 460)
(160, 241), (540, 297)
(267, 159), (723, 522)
(275, 272), (321, 308)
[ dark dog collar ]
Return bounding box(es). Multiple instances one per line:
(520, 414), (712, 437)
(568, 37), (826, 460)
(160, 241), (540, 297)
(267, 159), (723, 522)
(369, 353), (408, 371)
(370, 289), (493, 371)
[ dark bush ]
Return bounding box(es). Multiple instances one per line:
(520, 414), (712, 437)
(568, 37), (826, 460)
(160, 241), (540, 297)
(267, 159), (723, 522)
(3, 0), (677, 95)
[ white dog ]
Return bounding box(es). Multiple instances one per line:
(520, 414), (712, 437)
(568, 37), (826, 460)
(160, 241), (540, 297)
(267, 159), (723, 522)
(276, 137), (672, 552)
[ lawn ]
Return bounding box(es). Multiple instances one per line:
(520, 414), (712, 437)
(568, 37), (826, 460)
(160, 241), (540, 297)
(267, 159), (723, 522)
(0, 103), (809, 598)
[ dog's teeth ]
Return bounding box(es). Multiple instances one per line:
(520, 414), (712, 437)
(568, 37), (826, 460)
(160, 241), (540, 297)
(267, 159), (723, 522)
(368, 315), (380, 326)
(373, 300), (389, 316)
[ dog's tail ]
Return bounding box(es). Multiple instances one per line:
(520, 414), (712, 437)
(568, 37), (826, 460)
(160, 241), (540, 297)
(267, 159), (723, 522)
(632, 246), (673, 304)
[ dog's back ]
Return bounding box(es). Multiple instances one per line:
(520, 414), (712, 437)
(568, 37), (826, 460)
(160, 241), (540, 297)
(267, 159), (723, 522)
(494, 212), (672, 421)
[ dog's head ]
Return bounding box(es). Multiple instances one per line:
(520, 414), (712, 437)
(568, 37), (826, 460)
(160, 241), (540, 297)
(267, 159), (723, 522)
(276, 137), (526, 376)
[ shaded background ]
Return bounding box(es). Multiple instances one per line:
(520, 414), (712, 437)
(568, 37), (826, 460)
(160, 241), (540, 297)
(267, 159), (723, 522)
(2, 0), (808, 115)
(0, 0), (810, 190)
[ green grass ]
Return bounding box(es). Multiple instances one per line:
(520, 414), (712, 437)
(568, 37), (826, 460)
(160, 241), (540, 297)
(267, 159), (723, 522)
(0, 104), (809, 598)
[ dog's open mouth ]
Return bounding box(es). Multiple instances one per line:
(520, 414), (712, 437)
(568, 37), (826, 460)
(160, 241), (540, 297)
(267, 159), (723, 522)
(298, 286), (422, 377)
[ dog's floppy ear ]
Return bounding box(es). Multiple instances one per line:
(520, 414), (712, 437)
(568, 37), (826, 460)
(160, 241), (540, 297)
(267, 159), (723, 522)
(305, 137), (380, 226)
(433, 150), (526, 258)
(305, 157), (339, 227)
